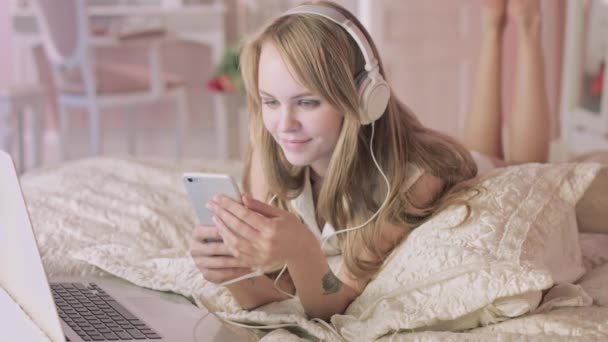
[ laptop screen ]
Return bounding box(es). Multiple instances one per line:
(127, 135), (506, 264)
(0, 151), (65, 341)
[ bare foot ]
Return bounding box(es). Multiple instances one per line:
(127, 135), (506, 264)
(507, 0), (542, 30)
(481, 0), (507, 30)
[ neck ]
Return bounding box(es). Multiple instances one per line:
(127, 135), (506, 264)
(309, 167), (323, 203)
(309, 167), (325, 228)
(309, 167), (323, 185)
(310, 157), (330, 180)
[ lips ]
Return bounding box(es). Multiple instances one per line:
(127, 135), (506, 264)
(280, 138), (312, 151)
(282, 138), (311, 144)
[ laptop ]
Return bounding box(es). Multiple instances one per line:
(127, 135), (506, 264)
(0, 151), (242, 342)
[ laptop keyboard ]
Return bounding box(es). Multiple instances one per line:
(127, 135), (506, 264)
(51, 283), (162, 341)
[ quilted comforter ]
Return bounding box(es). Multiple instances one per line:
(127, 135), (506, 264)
(18, 157), (608, 341)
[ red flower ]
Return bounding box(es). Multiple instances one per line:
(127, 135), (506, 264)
(591, 63), (604, 96)
(207, 77), (223, 92)
(207, 74), (236, 93)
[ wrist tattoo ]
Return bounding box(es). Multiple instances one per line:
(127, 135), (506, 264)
(321, 270), (342, 295)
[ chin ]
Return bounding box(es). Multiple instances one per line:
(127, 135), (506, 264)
(284, 156), (312, 167)
(282, 151), (313, 167)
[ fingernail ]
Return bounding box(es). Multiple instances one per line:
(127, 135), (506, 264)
(205, 202), (212, 209)
(213, 195), (220, 202)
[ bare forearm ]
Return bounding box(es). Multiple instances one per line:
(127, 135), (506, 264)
(287, 245), (358, 321)
(226, 274), (294, 310)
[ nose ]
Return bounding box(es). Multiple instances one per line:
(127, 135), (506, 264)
(278, 104), (301, 132)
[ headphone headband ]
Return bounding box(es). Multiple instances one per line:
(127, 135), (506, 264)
(281, 4), (390, 124)
(283, 4), (378, 72)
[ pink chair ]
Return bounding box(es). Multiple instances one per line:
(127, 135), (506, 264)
(0, 85), (46, 173)
(32, 0), (189, 159)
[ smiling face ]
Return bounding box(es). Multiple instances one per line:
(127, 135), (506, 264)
(258, 42), (344, 177)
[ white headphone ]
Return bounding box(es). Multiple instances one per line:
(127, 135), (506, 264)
(283, 4), (391, 125)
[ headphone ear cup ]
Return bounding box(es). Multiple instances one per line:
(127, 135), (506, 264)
(357, 73), (390, 125)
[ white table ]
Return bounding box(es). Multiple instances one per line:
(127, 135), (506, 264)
(10, 3), (227, 83)
(10, 3), (242, 160)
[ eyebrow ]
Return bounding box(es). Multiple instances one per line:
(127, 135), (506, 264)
(259, 90), (315, 99)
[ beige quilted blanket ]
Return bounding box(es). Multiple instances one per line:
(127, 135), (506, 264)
(20, 157), (608, 341)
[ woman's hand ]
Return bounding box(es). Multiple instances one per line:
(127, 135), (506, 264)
(207, 193), (317, 268)
(189, 225), (255, 284)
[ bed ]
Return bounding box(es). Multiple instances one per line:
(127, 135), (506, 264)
(20, 155), (608, 341)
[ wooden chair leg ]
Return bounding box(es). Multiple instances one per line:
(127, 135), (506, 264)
(88, 103), (102, 156)
(126, 109), (136, 156)
(175, 90), (189, 160)
(0, 103), (12, 156)
(58, 104), (70, 161)
(32, 100), (44, 168)
(17, 106), (25, 173)
(213, 95), (228, 160)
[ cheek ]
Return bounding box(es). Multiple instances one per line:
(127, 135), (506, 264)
(322, 115), (344, 143)
(261, 111), (276, 133)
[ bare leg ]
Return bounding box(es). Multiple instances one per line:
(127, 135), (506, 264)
(463, 0), (506, 160)
(506, 0), (550, 164)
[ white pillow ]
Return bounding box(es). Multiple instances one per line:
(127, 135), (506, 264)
(331, 162), (603, 341)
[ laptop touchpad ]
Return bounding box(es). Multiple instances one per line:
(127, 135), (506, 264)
(126, 297), (202, 319)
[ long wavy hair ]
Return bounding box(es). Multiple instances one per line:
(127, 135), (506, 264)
(241, 1), (478, 278)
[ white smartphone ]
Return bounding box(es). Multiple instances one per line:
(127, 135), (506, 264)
(182, 172), (242, 227)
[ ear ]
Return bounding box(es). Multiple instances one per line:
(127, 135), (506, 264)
(354, 69), (367, 87)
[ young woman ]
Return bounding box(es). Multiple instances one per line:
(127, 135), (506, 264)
(190, 0), (551, 321)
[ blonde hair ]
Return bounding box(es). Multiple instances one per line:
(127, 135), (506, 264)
(241, 1), (478, 278)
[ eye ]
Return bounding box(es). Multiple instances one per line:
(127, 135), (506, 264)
(262, 99), (280, 109)
(298, 99), (320, 109)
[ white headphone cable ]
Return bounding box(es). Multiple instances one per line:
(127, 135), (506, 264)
(201, 123), (390, 338)
(272, 121), (390, 295)
(320, 121), (391, 250)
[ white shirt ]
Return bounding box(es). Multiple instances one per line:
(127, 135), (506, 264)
(290, 164), (424, 256)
